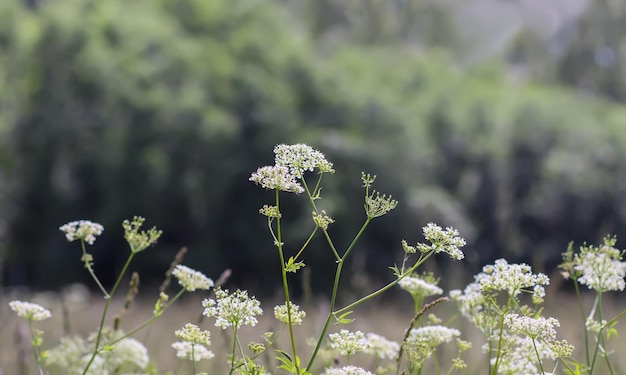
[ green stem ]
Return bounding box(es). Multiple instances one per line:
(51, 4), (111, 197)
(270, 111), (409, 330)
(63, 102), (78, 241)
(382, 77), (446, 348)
(531, 338), (546, 375)
(335, 250), (434, 316)
(275, 189), (300, 375)
(228, 326), (239, 375)
(109, 288), (187, 346)
(27, 319), (45, 375)
(306, 258), (345, 371)
(192, 344), (197, 375)
(491, 315), (506, 375)
(82, 252), (136, 375)
(589, 292), (603, 373)
(573, 280), (590, 367)
(80, 240), (110, 298)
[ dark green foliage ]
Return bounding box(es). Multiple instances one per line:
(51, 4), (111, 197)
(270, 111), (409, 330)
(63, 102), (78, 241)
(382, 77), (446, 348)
(2, 0), (626, 292)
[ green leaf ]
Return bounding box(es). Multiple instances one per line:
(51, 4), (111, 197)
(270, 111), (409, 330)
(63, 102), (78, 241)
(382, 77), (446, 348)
(285, 257), (305, 273)
(334, 311), (355, 325)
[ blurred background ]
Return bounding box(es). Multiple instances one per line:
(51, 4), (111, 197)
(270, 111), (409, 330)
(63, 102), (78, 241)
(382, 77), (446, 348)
(1, 0), (626, 296)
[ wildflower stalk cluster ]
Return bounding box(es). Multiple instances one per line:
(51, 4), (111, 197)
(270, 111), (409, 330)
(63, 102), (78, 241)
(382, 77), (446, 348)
(8, 144), (626, 375)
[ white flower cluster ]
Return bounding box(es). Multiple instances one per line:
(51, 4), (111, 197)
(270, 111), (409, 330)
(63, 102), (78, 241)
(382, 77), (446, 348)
(504, 314), (560, 341)
(274, 301), (306, 325)
(250, 144), (335, 194)
(249, 165), (305, 194)
(111, 338), (150, 369)
(46, 334), (149, 373)
(399, 275), (443, 297)
(9, 300), (52, 321)
(59, 220), (104, 245)
(575, 243), (626, 292)
(172, 341), (215, 361)
(172, 265), (214, 292)
(274, 143), (334, 178)
(322, 366), (374, 375)
(175, 323), (211, 345)
(329, 329), (370, 356)
(202, 288), (263, 330)
(364, 333), (400, 360)
(417, 223), (466, 260)
(476, 259), (549, 300)
(407, 325), (461, 348)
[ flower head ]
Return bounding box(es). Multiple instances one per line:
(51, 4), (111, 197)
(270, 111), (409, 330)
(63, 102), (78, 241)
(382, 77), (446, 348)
(574, 238), (626, 292)
(399, 273), (443, 297)
(9, 300), (52, 321)
(329, 329), (370, 356)
(476, 258), (549, 299)
(274, 143), (334, 178)
(274, 301), (306, 325)
(59, 220), (104, 245)
(250, 165), (305, 194)
(172, 265), (214, 292)
(122, 216), (162, 253)
(172, 341), (214, 361)
(175, 323), (211, 345)
(417, 223), (466, 260)
(113, 338), (149, 369)
(322, 366), (374, 375)
(504, 314), (560, 341)
(202, 288), (263, 330)
(364, 333), (400, 360)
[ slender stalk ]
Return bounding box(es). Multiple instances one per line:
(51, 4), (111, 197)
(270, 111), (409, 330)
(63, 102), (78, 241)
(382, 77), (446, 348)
(335, 250), (435, 316)
(589, 292), (603, 373)
(306, 258), (345, 371)
(491, 315), (506, 375)
(108, 288), (187, 346)
(80, 240), (109, 298)
(275, 189), (300, 375)
(228, 326), (239, 375)
(573, 280), (590, 366)
(27, 320), (45, 375)
(531, 338), (546, 375)
(82, 252), (136, 375)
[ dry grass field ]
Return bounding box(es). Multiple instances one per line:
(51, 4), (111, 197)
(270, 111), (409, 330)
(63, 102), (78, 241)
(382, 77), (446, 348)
(2, 285), (626, 375)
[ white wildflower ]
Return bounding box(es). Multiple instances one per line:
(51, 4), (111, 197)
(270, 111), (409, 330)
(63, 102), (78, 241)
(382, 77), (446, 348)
(274, 301), (306, 325)
(329, 330), (370, 356)
(59, 220), (104, 245)
(365, 333), (400, 360)
(172, 265), (214, 292)
(202, 288), (263, 330)
(9, 300), (52, 321)
(175, 323), (211, 345)
(399, 276), (443, 297)
(322, 366), (374, 375)
(250, 165), (305, 194)
(172, 341), (214, 361)
(273, 143), (334, 178)
(417, 223), (466, 260)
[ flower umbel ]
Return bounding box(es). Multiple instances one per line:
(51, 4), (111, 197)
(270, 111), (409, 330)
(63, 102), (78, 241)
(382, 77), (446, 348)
(274, 301), (306, 325)
(250, 165), (305, 194)
(9, 301), (52, 321)
(322, 366), (374, 375)
(329, 330), (370, 356)
(172, 341), (215, 361)
(175, 323), (211, 345)
(123, 216), (162, 253)
(59, 220), (104, 245)
(273, 143), (335, 178)
(364, 333), (400, 360)
(417, 223), (466, 260)
(573, 236), (626, 292)
(172, 265), (214, 292)
(202, 288), (263, 330)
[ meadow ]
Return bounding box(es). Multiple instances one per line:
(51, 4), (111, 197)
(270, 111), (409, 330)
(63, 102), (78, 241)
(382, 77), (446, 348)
(3, 144), (626, 375)
(2, 288), (626, 374)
